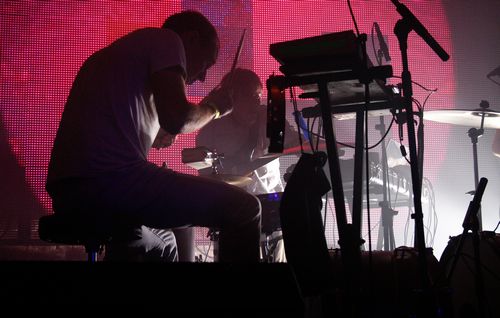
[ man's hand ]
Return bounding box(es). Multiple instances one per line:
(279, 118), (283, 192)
(201, 86), (234, 118)
(152, 128), (177, 150)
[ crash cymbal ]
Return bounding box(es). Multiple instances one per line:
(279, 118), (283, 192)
(423, 109), (500, 129)
(202, 173), (253, 187)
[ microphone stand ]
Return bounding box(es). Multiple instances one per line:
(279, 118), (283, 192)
(207, 152), (225, 262)
(390, 1), (450, 317)
(445, 177), (488, 318)
(375, 116), (398, 251)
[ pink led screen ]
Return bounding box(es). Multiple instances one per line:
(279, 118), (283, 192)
(0, 1), (454, 247)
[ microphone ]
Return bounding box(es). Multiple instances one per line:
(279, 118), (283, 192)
(487, 65), (500, 77)
(391, 0), (450, 61)
(374, 22), (391, 62)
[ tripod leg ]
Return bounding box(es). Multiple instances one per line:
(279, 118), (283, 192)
(390, 225), (396, 250)
(376, 214), (384, 250)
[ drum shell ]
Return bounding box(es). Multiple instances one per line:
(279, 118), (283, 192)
(440, 231), (500, 318)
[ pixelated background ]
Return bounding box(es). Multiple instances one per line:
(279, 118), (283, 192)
(0, 0), (499, 260)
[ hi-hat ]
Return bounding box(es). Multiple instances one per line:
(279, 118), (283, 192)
(423, 109), (500, 129)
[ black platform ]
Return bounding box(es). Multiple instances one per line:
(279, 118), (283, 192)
(0, 262), (303, 316)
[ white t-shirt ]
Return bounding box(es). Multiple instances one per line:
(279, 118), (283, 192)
(47, 28), (186, 186)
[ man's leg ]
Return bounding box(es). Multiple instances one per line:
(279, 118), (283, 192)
(124, 167), (261, 262)
(48, 164), (261, 263)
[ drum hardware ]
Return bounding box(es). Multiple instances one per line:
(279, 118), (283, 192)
(203, 150), (227, 263)
(261, 232), (284, 263)
(181, 147), (226, 261)
(256, 192), (285, 263)
(269, 4), (448, 315)
(443, 177), (489, 318)
(269, 24), (399, 315)
(182, 146), (288, 262)
(375, 115), (398, 251)
(390, 4), (450, 314)
(182, 147), (256, 262)
(487, 65), (500, 86)
(182, 146), (254, 187)
(181, 146), (218, 170)
(423, 106), (500, 129)
(424, 101), (500, 231)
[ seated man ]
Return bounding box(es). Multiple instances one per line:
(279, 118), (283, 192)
(45, 10), (261, 263)
(104, 68), (280, 262)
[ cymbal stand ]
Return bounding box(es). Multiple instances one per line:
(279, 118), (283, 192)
(466, 100), (489, 231)
(391, 0), (450, 316)
(376, 115), (398, 251)
(207, 152), (224, 262)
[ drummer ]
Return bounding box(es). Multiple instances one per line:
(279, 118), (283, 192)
(195, 68), (301, 262)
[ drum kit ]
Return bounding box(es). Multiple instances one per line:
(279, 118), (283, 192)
(181, 145), (293, 262)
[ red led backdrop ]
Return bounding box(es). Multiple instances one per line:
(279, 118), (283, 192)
(2, 0), (498, 258)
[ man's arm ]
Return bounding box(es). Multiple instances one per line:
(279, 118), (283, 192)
(151, 67), (227, 135)
(152, 128), (177, 149)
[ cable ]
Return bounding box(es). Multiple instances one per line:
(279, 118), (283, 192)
(487, 76), (500, 87)
(390, 75), (438, 92)
(493, 220), (500, 232)
(195, 239), (213, 262)
(422, 177), (438, 246)
(347, 0), (360, 36)
(362, 220), (381, 241)
(306, 117), (396, 150)
(290, 87), (307, 153)
(421, 91), (435, 110)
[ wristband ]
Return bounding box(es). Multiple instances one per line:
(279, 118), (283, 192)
(206, 102), (221, 120)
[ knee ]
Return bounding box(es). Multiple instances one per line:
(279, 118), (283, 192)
(218, 188), (261, 229)
(241, 192), (261, 226)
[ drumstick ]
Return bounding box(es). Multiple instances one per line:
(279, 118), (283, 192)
(214, 29), (246, 90)
(230, 29), (247, 74)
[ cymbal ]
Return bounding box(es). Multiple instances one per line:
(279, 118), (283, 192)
(202, 173), (253, 187)
(423, 109), (500, 129)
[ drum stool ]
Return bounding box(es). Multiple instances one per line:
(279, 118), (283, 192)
(38, 213), (112, 262)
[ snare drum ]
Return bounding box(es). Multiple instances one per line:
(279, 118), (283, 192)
(440, 231), (500, 318)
